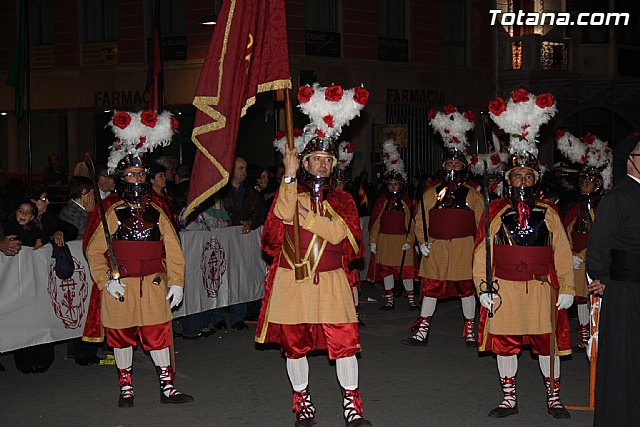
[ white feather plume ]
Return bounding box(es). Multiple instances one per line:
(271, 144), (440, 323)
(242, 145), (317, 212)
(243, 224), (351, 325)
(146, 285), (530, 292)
(489, 90), (557, 157)
(272, 129), (307, 155)
(428, 106), (475, 153)
(297, 83), (368, 139)
(107, 110), (176, 173)
(382, 139), (407, 181)
(336, 141), (355, 171)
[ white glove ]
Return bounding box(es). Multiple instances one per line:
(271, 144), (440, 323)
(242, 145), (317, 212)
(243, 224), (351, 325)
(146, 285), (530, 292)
(479, 293), (497, 309)
(572, 255), (584, 270)
(419, 242), (431, 257)
(402, 243), (411, 251)
(166, 285), (184, 309)
(556, 294), (574, 310)
(370, 243), (377, 254)
(104, 278), (126, 300)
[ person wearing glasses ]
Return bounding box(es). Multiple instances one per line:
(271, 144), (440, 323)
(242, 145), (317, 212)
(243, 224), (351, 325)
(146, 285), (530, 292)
(588, 138), (640, 426)
(24, 182), (78, 245)
(83, 111), (192, 408)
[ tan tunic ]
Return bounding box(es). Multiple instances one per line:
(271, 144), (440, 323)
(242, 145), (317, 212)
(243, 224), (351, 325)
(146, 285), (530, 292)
(566, 216), (591, 298)
(266, 182), (358, 324)
(369, 200), (415, 267)
(473, 203), (575, 335)
(85, 201), (185, 329)
(413, 184), (484, 280)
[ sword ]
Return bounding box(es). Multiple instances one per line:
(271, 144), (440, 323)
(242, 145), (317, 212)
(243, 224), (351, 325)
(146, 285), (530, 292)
(88, 159), (125, 302)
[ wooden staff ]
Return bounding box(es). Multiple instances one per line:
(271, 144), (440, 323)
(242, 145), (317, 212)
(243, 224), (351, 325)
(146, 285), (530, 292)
(549, 282), (557, 396)
(566, 293), (599, 411)
(284, 88), (304, 280)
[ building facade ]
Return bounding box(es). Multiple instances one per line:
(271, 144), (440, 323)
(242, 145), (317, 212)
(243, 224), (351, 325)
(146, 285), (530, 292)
(0, 0), (497, 183)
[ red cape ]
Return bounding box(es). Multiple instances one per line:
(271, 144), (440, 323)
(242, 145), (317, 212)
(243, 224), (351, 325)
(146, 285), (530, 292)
(474, 197), (571, 354)
(255, 186), (363, 345)
(81, 192), (176, 342)
(562, 202), (581, 228)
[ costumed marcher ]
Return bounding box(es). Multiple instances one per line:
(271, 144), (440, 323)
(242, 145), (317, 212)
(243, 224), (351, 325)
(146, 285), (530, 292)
(368, 139), (416, 311)
(82, 110), (193, 407)
(556, 130), (612, 351)
(587, 137), (640, 426)
(402, 105), (483, 346)
(475, 89), (574, 419)
(257, 83), (372, 427)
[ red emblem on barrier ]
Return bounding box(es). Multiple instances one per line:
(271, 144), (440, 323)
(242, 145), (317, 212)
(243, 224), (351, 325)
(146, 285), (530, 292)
(48, 256), (89, 329)
(200, 237), (227, 298)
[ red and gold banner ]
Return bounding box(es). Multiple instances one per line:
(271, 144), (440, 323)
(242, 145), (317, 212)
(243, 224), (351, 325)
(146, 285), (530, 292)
(185, 0), (291, 217)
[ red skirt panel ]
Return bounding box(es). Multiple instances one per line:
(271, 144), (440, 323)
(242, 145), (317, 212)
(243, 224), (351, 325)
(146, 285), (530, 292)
(490, 334), (551, 356)
(106, 321), (171, 351)
(420, 278), (475, 299)
(376, 264), (416, 281)
(278, 323), (361, 360)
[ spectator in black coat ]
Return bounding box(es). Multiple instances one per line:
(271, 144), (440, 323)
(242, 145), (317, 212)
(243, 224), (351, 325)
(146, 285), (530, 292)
(171, 164), (191, 213)
(220, 157), (263, 234)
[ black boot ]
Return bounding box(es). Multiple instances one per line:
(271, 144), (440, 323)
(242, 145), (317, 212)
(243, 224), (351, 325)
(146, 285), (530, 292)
(488, 376), (518, 417)
(342, 388), (372, 426)
(293, 387), (316, 426)
(379, 290), (394, 311)
(405, 291), (418, 311)
(117, 367), (134, 408)
(157, 366), (194, 404)
(545, 377), (570, 419)
(401, 316), (430, 346)
(574, 324), (589, 352)
(462, 318), (476, 347)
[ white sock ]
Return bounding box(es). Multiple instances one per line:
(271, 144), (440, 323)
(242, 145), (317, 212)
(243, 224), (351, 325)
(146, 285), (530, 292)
(497, 355), (518, 377)
(383, 275), (394, 291)
(461, 296), (476, 319)
(539, 355), (560, 378)
(114, 347), (133, 370)
(287, 357), (309, 392)
(402, 279), (413, 292)
(577, 303), (589, 325)
(150, 347), (171, 367)
(353, 287), (359, 307)
(336, 355), (358, 390)
(420, 297), (437, 317)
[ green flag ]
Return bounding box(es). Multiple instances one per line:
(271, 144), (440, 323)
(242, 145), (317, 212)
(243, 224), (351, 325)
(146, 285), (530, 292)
(7, 0), (27, 119)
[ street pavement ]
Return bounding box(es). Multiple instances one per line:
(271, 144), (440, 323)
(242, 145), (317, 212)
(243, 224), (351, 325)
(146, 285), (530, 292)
(0, 282), (594, 426)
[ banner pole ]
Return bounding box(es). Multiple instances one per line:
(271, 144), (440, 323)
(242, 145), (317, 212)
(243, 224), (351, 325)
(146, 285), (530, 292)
(284, 88), (304, 280)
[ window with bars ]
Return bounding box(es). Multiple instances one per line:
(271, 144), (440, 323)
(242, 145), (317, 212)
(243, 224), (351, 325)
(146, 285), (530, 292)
(80, 0), (117, 43)
(384, 104), (439, 180)
(145, 0), (186, 38)
(29, 0), (53, 45)
(378, 0), (406, 38)
(442, 0), (468, 66)
(305, 0), (341, 32)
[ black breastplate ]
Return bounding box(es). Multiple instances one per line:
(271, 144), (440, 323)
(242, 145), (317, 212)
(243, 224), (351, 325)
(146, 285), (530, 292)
(495, 205), (550, 246)
(386, 195), (405, 211)
(433, 183), (470, 209)
(112, 203), (161, 241)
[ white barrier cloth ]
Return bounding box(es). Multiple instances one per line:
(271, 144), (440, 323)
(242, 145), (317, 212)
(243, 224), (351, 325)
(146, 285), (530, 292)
(0, 241), (92, 352)
(0, 226), (268, 352)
